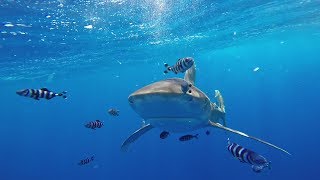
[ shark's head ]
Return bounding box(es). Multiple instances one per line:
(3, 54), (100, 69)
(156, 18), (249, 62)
(128, 78), (211, 132)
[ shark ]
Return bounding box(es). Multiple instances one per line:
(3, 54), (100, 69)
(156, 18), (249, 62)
(122, 64), (290, 155)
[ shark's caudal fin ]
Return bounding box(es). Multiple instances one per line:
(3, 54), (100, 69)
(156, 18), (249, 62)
(184, 64), (196, 85)
(208, 121), (291, 155)
(121, 124), (154, 152)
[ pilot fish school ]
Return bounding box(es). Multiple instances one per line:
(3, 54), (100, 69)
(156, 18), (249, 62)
(16, 57), (289, 173)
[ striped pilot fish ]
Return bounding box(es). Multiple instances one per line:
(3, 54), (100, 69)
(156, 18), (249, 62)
(164, 57), (194, 74)
(108, 108), (120, 116)
(227, 138), (271, 173)
(179, 134), (198, 141)
(84, 120), (104, 130)
(78, 156), (94, 166)
(16, 88), (67, 100)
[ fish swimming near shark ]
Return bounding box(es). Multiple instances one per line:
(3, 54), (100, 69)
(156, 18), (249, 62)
(108, 108), (120, 116)
(164, 57), (194, 74)
(227, 138), (271, 173)
(78, 156), (94, 166)
(84, 120), (103, 130)
(179, 134), (198, 141)
(121, 62), (290, 156)
(16, 88), (67, 100)
(160, 131), (169, 139)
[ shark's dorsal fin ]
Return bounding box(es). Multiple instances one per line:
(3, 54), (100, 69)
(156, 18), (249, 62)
(208, 121), (291, 155)
(121, 124), (154, 152)
(184, 64), (196, 85)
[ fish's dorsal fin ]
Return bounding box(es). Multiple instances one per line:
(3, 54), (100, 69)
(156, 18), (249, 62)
(40, 87), (50, 91)
(184, 64), (196, 85)
(208, 121), (291, 155)
(121, 124), (154, 152)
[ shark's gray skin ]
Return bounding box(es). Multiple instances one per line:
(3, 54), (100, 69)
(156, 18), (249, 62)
(122, 65), (290, 155)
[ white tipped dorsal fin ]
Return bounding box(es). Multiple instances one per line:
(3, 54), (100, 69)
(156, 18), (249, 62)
(184, 64), (196, 85)
(208, 121), (291, 155)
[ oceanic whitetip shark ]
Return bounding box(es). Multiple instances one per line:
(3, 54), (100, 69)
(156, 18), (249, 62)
(122, 64), (290, 155)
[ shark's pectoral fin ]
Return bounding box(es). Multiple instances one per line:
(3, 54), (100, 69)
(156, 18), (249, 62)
(208, 121), (291, 155)
(184, 64), (196, 85)
(121, 124), (154, 152)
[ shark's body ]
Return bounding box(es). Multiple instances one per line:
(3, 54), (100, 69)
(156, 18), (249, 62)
(122, 65), (290, 155)
(128, 78), (211, 133)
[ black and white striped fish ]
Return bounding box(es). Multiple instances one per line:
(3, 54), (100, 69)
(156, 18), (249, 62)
(227, 138), (271, 173)
(16, 88), (67, 100)
(164, 57), (194, 74)
(179, 134), (198, 141)
(84, 120), (104, 130)
(108, 108), (119, 116)
(78, 156), (94, 166)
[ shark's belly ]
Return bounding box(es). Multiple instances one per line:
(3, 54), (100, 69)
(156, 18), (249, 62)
(148, 117), (207, 133)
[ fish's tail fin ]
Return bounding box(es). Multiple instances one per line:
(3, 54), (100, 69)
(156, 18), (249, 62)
(164, 63), (171, 74)
(57, 91), (67, 99)
(227, 138), (231, 145)
(194, 134), (199, 139)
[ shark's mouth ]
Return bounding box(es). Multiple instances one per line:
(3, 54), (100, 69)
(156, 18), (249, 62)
(147, 117), (207, 132)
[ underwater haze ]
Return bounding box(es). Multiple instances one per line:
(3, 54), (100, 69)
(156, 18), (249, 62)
(1, 0), (320, 180)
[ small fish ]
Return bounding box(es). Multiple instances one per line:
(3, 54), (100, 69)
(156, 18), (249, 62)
(205, 130), (210, 135)
(78, 156), (94, 166)
(164, 57), (194, 74)
(16, 88), (67, 100)
(108, 108), (120, 116)
(160, 131), (169, 139)
(179, 134), (198, 141)
(85, 120), (103, 130)
(227, 138), (271, 173)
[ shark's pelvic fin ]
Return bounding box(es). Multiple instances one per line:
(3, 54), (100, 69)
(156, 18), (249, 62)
(121, 124), (154, 152)
(184, 64), (196, 85)
(208, 121), (291, 155)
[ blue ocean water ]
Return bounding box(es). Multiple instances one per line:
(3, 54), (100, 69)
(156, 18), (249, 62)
(1, 0), (320, 179)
